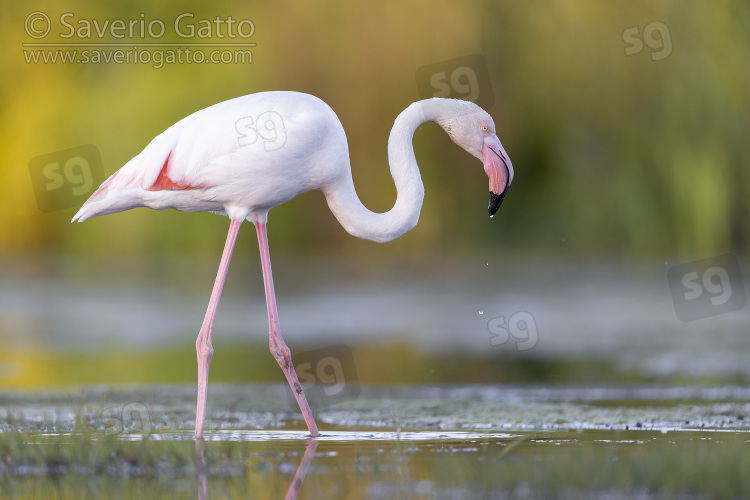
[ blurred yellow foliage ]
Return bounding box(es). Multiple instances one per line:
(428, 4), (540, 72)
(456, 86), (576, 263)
(1, 0), (748, 259)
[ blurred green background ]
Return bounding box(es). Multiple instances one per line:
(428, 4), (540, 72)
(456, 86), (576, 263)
(0, 1), (748, 388)
(3, 0), (748, 257)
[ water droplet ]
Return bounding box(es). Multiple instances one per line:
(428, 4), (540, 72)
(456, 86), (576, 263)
(478, 310), (484, 315)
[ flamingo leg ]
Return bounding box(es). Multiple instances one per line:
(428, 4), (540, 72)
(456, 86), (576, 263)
(195, 218), (242, 439)
(254, 222), (320, 437)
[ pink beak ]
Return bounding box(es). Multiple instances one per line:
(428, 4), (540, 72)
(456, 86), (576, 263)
(482, 134), (513, 216)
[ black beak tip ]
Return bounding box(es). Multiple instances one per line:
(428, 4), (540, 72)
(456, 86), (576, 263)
(488, 190), (506, 217)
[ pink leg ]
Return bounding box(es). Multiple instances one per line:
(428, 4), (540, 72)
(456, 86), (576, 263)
(255, 222), (320, 437)
(195, 218), (242, 439)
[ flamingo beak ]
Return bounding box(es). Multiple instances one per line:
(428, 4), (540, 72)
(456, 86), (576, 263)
(482, 134), (513, 217)
(488, 189), (506, 217)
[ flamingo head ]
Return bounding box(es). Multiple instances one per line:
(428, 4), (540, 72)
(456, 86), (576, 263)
(436, 100), (514, 217)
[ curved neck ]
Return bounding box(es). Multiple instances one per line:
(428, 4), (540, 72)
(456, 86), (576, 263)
(324, 100), (448, 243)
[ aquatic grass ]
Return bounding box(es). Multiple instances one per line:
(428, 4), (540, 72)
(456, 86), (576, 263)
(1, 383), (750, 498)
(1, 425), (750, 498)
(430, 430), (750, 498)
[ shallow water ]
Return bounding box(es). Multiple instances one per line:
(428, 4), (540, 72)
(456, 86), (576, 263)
(1, 255), (749, 496)
(1, 383), (750, 498)
(9, 428), (749, 499)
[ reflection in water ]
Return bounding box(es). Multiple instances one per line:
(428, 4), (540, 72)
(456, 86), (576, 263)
(195, 437), (318, 500)
(196, 439), (208, 500)
(284, 438), (318, 500)
(187, 430), (513, 499)
(0, 420), (747, 498)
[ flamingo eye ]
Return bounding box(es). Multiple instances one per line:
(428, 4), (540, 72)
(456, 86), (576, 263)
(481, 126), (489, 132)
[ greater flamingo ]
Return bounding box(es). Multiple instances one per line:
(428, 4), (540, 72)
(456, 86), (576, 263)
(72, 91), (513, 439)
